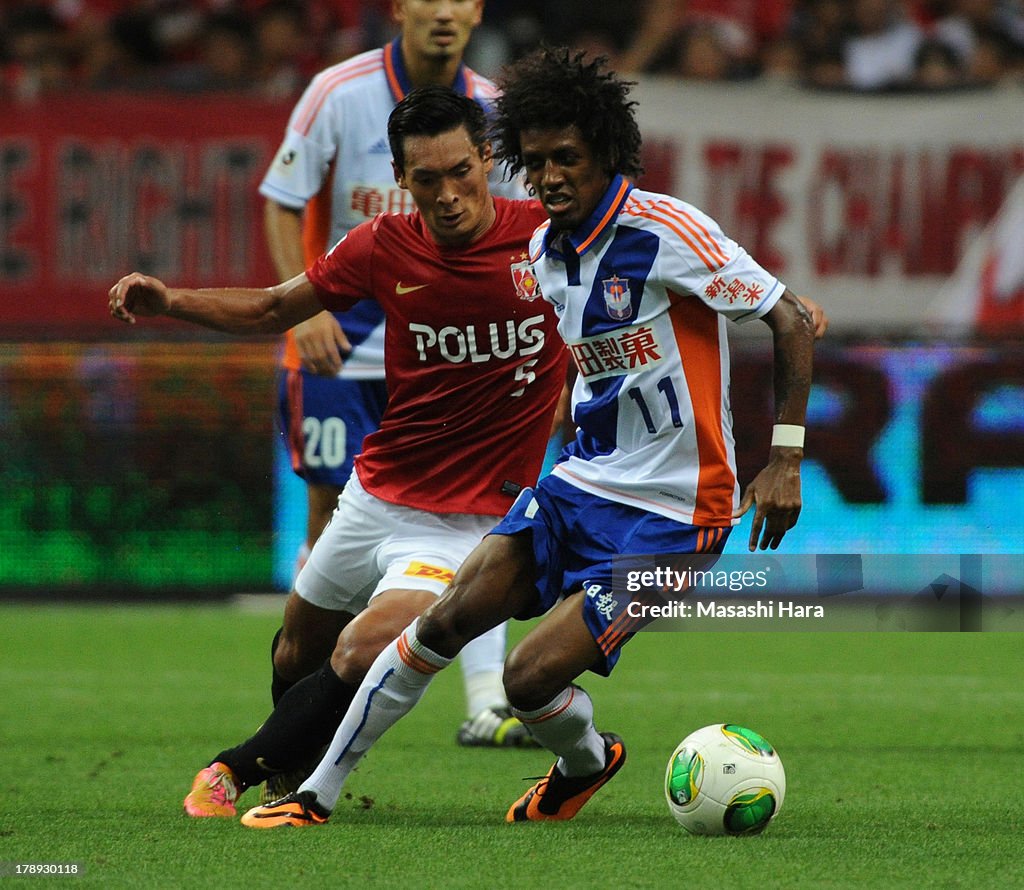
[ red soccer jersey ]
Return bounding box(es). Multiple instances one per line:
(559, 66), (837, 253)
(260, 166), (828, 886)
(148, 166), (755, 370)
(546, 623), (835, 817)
(307, 197), (565, 515)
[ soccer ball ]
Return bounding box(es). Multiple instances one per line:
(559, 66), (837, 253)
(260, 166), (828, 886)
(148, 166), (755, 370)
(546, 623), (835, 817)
(664, 723), (786, 836)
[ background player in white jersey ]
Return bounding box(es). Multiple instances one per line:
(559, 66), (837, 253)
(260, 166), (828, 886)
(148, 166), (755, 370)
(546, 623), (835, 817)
(238, 47), (817, 829)
(260, 0), (530, 748)
(109, 88), (565, 818)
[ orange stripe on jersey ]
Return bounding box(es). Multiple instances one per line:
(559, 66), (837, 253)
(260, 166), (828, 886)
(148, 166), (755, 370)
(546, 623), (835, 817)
(596, 610), (630, 651)
(701, 528), (724, 552)
(468, 72), (498, 98)
(301, 162), (334, 266)
(577, 179), (631, 255)
(645, 198), (729, 267)
(397, 633), (442, 675)
(383, 43), (403, 100)
(295, 56), (383, 135)
(597, 575), (698, 654)
(596, 610), (646, 655)
(597, 597), (643, 647)
(696, 527), (724, 552)
(625, 203), (725, 273)
(519, 687), (575, 724)
(668, 292), (736, 525)
(282, 164), (336, 371)
(284, 369), (305, 473)
(529, 221), (552, 263)
(281, 332), (302, 372)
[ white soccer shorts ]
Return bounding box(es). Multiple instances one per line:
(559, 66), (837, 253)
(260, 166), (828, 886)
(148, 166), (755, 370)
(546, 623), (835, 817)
(294, 471), (495, 614)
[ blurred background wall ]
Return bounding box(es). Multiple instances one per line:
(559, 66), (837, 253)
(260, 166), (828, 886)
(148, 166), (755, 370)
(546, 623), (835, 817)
(2, 0), (1022, 596)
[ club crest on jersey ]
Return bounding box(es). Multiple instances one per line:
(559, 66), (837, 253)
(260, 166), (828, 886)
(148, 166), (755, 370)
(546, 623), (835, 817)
(602, 274), (631, 320)
(510, 259), (542, 301)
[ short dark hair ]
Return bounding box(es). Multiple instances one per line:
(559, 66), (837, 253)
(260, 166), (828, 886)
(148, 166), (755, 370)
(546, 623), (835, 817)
(387, 86), (490, 171)
(493, 46), (643, 181)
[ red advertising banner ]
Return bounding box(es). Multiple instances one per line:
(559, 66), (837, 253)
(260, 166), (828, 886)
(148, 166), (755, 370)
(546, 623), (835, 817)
(4, 87), (1024, 331)
(631, 81), (1024, 329)
(1, 95), (291, 330)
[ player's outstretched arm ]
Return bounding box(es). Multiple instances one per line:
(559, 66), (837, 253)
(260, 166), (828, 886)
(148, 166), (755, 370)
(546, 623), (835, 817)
(108, 272), (322, 335)
(733, 289), (815, 551)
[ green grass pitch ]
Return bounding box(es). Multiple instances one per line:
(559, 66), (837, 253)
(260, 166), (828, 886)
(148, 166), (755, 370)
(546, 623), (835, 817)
(2, 603), (1023, 889)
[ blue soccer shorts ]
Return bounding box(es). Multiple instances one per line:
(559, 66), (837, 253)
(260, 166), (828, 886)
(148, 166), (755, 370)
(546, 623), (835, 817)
(278, 370), (388, 488)
(489, 473), (730, 675)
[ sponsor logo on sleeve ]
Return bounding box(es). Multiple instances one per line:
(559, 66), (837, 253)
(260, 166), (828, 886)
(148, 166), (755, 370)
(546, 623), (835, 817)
(703, 274), (767, 306)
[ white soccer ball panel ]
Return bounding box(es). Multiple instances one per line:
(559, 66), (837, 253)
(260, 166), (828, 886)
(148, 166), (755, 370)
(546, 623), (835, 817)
(665, 723), (786, 836)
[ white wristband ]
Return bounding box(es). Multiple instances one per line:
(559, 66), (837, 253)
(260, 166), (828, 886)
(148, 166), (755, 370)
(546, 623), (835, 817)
(771, 424), (805, 448)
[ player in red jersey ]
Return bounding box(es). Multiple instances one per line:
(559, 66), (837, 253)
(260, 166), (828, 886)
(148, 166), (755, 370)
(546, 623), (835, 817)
(263, 0), (530, 757)
(109, 87), (565, 818)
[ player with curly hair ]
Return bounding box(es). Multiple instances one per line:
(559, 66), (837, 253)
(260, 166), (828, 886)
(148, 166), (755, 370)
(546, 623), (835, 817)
(241, 46), (817, 829)
(490, 44), (644, 183)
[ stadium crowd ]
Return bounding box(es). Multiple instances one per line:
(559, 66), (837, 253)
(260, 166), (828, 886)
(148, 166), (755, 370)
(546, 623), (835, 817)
(4, 0), (1024, 101)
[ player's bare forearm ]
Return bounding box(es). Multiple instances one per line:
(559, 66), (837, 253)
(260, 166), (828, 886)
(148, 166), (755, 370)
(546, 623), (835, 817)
(264, 200), (307, 280)
(765, 290), (814, 429)
(109, 272), (321, 334)
(734, 290), (815, 550)
(163, 286), (298, 334)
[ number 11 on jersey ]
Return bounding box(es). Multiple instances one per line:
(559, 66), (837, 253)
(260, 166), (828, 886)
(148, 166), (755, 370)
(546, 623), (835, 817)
(628, 375), (684, 434)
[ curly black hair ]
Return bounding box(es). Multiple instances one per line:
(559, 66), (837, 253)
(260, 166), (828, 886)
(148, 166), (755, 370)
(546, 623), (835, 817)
(493, 46), (643, 181)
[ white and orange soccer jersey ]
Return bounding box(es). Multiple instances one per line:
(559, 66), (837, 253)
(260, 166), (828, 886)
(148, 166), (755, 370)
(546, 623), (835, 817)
(259, 38), (521, 377)
(530, 177), (786, 527)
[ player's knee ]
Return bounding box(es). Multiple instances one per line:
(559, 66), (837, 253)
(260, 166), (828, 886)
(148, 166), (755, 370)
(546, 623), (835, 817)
(502, 644), (555, 711)
(329, 625), (391, 686)
(278, 593), (353, 679)
(417, 597), (477, 658)
(329, 635), (368, 685)
(273, 630), (320, 681)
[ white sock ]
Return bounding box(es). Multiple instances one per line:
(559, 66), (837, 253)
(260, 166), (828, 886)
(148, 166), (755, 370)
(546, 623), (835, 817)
(458, 622), (508, 717)
(512, 686), (606, 777)
(299, 619), (451, 811)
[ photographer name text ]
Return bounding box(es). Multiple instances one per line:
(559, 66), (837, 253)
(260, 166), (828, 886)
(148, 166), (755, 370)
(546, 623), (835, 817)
(626, 600), (825, 620)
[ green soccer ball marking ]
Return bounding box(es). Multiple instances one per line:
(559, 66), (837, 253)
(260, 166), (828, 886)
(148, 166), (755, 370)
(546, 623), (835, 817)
(667, 748), (703, 806)
(722, 724), (775, 757)
(724, 788), (778, 834)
